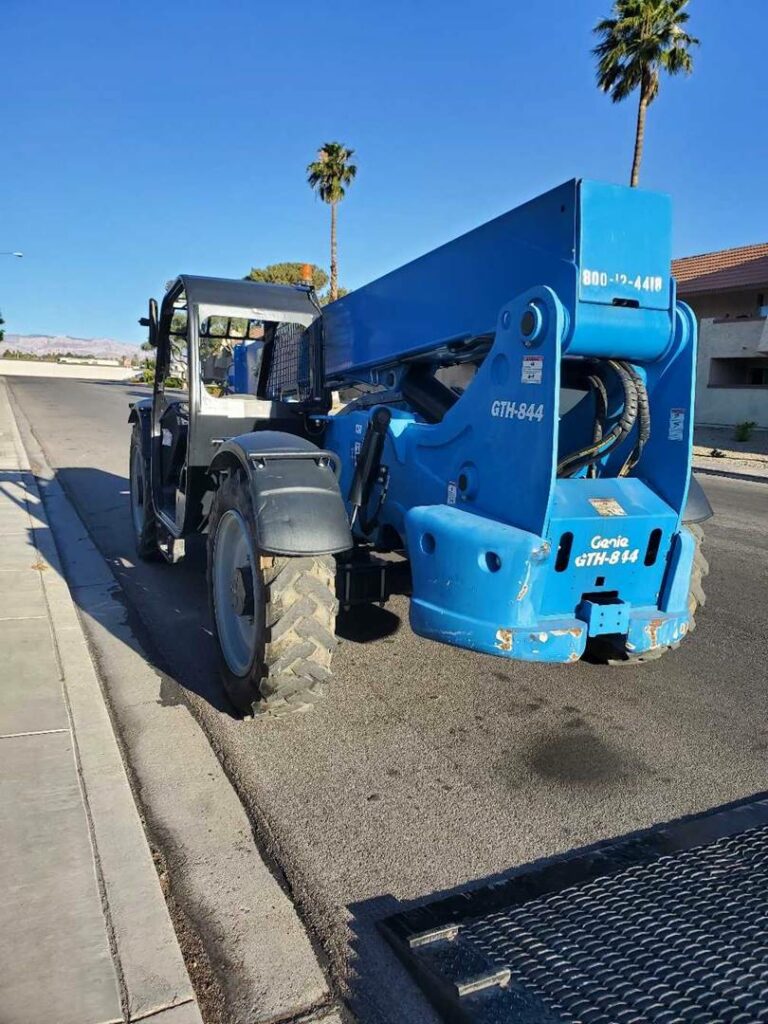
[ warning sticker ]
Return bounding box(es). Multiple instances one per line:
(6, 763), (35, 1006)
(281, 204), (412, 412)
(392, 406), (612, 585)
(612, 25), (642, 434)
(521, 355), (543, 384)
(589, 497), (627, 517)
(446, 481), (458, 506)
(668, 408), (686, 441)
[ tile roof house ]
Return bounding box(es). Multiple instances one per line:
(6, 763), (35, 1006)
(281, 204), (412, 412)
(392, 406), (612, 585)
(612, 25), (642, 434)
(672, 244), (768, 429)
(673, 243), (768, 297)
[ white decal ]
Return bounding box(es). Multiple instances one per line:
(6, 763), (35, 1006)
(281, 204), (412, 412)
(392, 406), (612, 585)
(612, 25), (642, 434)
(590, 534), (629, 549)
(446, 481), (457, 506)
(521, 355), (543, 384)
(581, 269), (664, 293)
(574, 547), (640, 568)
(668, 408), (685, 441)
(355, 423), (363, 435)
(588, 497), (626, 517)
(490, 400), (544, 422)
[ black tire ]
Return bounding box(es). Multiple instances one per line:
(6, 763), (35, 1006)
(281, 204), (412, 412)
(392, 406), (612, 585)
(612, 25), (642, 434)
(129, 423), (161, 561)
(590, 524), (708, 666)
(207, 470), (338, 717)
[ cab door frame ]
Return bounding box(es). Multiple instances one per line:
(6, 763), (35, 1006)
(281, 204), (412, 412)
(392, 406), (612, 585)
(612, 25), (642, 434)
(151, 278), (191, 538)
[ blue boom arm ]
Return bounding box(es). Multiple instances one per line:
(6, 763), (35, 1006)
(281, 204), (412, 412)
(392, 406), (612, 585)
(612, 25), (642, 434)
(319, 179), (698, 663)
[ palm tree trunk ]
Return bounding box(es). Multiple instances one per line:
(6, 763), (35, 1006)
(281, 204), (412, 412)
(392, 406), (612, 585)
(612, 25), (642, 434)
(630, 76), (649, 187)
(330, 202), (338, 301)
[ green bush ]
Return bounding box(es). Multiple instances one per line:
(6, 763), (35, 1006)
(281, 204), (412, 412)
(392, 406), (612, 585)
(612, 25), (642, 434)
(734, 420), (757, 442)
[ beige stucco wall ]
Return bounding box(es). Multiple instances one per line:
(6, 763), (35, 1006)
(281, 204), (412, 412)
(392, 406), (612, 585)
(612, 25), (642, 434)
(682, 288), (765, 321)
(0, 359), (137, 381)
(695, 317), (768, 428)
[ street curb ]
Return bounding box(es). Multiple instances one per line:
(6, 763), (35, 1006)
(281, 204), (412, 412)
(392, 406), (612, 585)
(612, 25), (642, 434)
(693, 462), (768, 485)
(1, 380), (203, 1024)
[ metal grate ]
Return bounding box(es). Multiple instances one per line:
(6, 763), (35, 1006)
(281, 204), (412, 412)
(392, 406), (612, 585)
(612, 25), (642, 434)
(380, 797), (768, 1024)
(265, 321), (312, 401)
(465, 825), (768, 1023)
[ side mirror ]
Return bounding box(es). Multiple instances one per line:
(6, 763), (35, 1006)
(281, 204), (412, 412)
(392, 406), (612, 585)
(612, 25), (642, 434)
(138, 298), (159, 347)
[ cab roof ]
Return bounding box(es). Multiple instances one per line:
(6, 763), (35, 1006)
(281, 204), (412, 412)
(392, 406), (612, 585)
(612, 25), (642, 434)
(174, 274), (319, 320)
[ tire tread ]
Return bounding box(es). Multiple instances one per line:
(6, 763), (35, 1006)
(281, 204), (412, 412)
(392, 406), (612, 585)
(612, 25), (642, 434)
(208, 472), (338, 716)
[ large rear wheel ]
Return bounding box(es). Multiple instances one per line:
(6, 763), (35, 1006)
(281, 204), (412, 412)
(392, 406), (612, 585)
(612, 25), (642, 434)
(591, 524), (708, 665)
(129, 423), (161, 561)
(207, 471), (338, 716)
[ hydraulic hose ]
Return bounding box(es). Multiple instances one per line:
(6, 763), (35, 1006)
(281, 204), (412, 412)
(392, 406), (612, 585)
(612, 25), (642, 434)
(586, 373), (608, 478)
(618, 362), (651, 476)
(557, 360), (638, 477)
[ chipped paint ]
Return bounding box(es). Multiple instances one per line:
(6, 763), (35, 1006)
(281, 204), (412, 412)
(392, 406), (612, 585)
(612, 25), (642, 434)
(531, 541), (551, 561)
(515, 561), (533, 601)
(568, 651), (580, 662)
(645, 617), (665, 649)
(550, 627), (583, 638)
(495, 628), (513, 651)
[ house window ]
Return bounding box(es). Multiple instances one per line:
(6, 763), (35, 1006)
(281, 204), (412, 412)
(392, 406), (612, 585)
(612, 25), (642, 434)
(709, 356), (768, 387)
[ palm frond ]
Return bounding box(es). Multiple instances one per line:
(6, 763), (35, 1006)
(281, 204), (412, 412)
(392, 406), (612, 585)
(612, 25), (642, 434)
(592, 0), (698, 105)
(306, 141), (358, 205)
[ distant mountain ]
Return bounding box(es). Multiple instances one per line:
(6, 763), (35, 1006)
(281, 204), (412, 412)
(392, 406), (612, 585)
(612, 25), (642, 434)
(2, 334), (140, 359)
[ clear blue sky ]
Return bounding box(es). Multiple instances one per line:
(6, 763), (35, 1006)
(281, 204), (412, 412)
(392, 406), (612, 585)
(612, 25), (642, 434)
(2, 0), (766, 344)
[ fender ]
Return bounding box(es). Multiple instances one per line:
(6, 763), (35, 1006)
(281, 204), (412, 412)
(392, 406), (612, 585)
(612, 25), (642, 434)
(128, 398), (153, 450)
(209, 431), (352, 556)
(682, 474), (714, 525)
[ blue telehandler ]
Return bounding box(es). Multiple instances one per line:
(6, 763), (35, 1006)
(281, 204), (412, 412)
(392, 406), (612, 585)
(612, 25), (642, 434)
(129, 178), (710, 716)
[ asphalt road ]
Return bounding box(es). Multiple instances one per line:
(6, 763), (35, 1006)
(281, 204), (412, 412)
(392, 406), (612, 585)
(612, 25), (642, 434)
(9, 376), (768, 1023)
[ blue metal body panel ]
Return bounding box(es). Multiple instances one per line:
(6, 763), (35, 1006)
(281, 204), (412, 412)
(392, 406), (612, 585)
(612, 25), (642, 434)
(323, 179), (675, 381)
(231, 339), (261, 394)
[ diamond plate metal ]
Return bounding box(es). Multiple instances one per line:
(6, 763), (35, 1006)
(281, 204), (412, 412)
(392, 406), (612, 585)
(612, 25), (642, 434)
(380, 797), (768, 1024)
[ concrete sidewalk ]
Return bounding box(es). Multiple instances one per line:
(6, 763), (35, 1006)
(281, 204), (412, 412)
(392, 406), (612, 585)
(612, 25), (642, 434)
(693, 424), (768, 482)
(0, 380), (202, 1024)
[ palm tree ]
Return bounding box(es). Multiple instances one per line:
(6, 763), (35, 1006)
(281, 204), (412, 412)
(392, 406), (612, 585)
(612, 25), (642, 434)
(593, 0), (698, 187)
(307, 143), (357, 301)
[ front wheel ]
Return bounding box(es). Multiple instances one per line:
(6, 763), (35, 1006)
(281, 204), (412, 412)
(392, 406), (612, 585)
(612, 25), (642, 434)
(207, 471), (338, 717)
(129, 423), (161, 561)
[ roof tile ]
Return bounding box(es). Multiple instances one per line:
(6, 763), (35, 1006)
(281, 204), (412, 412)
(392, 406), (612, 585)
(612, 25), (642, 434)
(672, 243), (768, 295)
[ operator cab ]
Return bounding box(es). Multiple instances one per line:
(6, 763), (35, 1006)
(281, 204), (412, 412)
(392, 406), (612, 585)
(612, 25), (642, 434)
(147, 275), (325, 539)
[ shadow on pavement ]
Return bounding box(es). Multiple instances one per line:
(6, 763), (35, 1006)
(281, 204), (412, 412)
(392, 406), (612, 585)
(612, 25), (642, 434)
(84, 380), (152, 398)
(28, 463), (237, 716)
(29, 462), (409, 723)
(336, 603), (401, 643)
